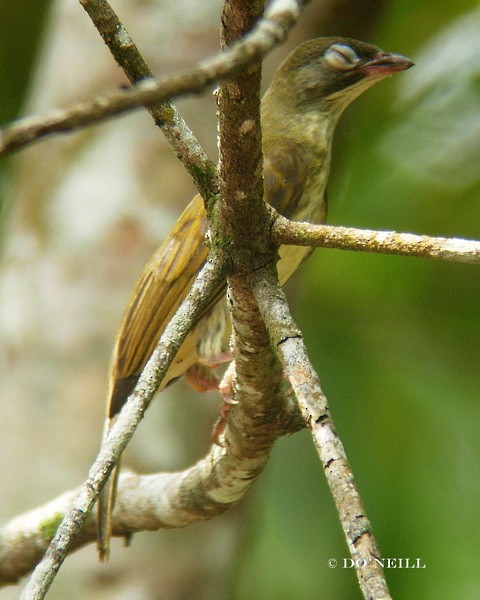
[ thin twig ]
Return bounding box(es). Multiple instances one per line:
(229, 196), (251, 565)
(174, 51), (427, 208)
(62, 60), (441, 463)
(20, 256), (226, 600)
(253, 266), (392, 600)
(0, 0), (301, 158)
(272, 214), (480, 263)
(79, 0), (217, 200)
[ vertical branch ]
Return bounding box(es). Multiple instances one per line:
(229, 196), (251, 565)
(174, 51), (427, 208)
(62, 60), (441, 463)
(215, 1), (287, 452)
(216, 0), (271, 259)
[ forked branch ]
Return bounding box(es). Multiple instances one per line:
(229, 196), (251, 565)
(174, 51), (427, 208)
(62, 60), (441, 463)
(13, 1), (305, 598)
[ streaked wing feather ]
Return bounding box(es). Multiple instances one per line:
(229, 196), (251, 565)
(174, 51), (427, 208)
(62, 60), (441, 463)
(263, 140), (316, 284)
(108, 194), (211, 417)
(263, 140), (308, 220)
(108, 142), (314, 418)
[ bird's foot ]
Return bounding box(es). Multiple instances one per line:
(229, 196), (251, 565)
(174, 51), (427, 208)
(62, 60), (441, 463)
(185, 351), (232, 392)
(211, 362), (237, 446)
(185, 364), (220, 392)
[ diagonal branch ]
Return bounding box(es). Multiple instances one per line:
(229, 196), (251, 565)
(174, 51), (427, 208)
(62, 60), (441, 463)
(272, 214), (480, 263)
(0, 0), (301, 158)
(252, 265), (392, 600)
(79, 0), (217, 200)
(19, 255), (226, 600)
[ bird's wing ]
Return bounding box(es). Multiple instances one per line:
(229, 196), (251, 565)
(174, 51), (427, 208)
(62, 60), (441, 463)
(108, 193), (211, 418)
(263, 139), (321, 284)
(100, 194), (215, 559)
(263, 139), (309, 220)
(107, 141), (314, 418)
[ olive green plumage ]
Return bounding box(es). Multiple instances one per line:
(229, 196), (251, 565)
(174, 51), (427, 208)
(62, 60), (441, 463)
(98, 36), (413, 560)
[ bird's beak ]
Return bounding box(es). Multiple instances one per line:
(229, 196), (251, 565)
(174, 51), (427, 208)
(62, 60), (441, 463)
(362, 51), (414, 78)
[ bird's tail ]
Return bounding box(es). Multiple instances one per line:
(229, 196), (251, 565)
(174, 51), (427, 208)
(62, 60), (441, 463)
(97, 419), (120, 561)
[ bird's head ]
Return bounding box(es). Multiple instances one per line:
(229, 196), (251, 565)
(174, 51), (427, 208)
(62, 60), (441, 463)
(265, 37), (413, 118)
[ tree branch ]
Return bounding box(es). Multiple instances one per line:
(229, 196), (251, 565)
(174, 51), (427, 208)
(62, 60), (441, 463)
(214, 0), (292, 467)
(19, 256), (226, 599)
(0, 0), (301, 158)
(272, 214), (480, 263)
(252, 265), (392, 600)
(1, 389), (304, 588)
(78, 0), (218, 200)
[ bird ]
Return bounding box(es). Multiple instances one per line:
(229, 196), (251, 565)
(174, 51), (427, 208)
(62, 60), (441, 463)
(97, 36), (413, 559)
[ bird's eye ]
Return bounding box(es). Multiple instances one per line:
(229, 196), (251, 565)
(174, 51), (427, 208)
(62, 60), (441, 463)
(324, 44), (361, 70)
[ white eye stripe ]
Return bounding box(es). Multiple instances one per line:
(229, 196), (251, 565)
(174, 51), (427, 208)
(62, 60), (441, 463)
(324, 44), (361, 70)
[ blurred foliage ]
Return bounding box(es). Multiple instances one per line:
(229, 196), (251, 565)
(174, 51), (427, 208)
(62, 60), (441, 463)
(0, 0), (51, 226)
(1, 1), (479, 599)
(0, 0), (51, 125)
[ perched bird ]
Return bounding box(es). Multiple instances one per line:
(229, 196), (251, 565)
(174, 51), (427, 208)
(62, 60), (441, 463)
(98, 37), (413, 559)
